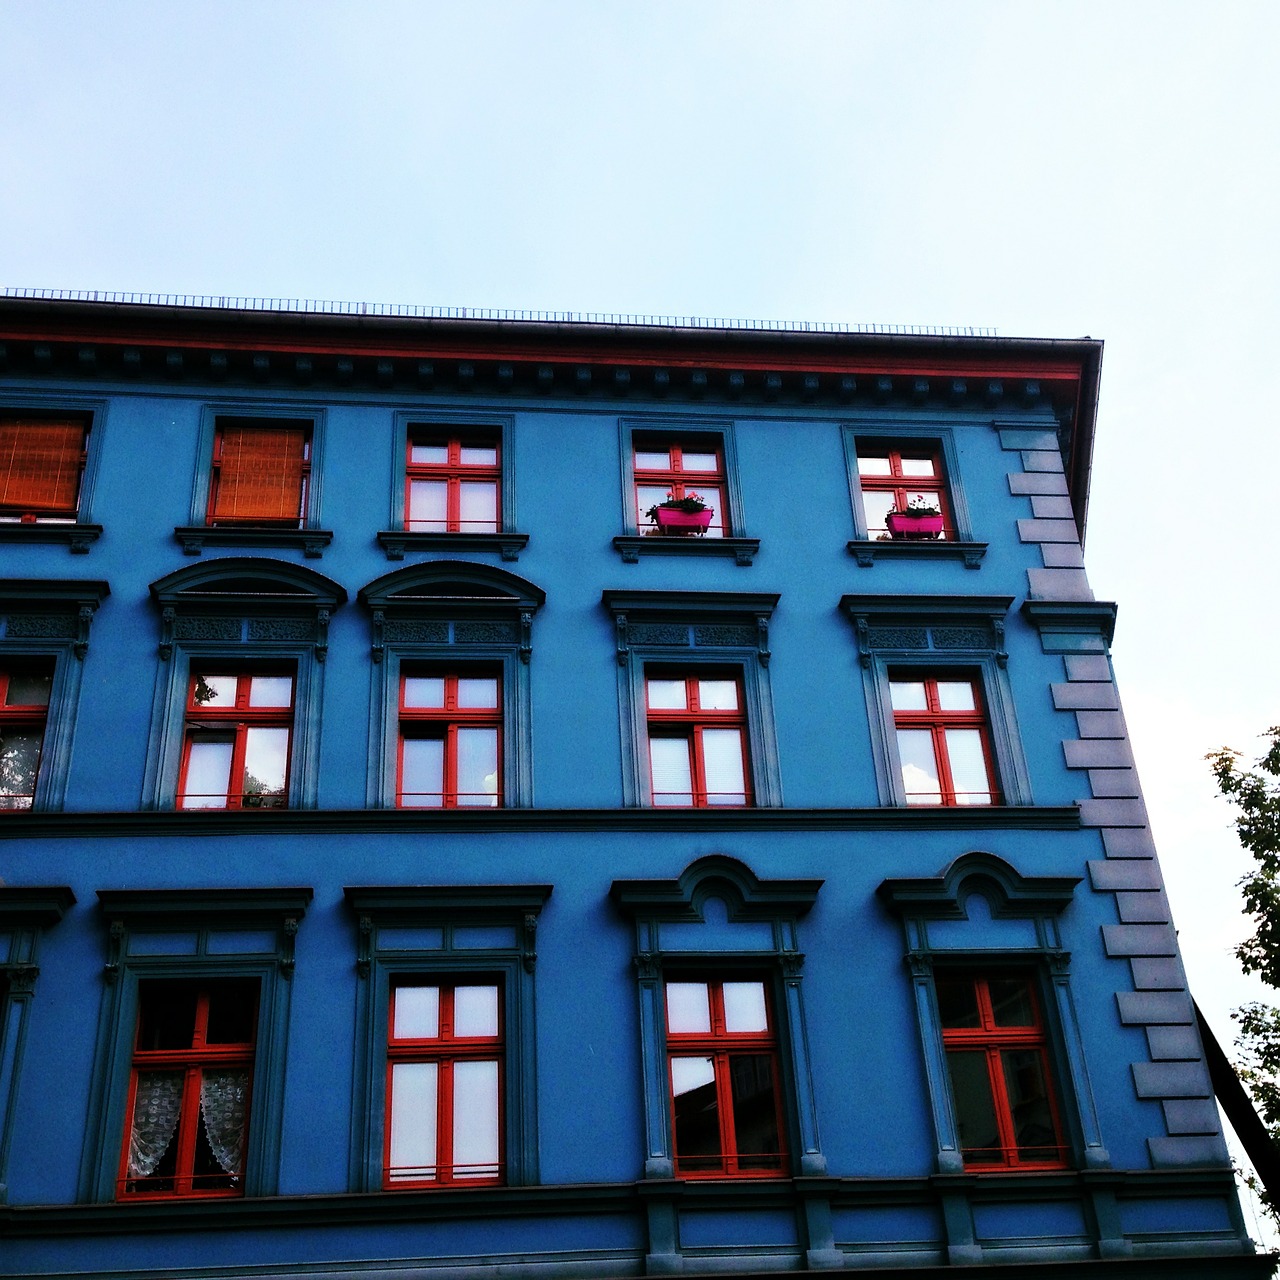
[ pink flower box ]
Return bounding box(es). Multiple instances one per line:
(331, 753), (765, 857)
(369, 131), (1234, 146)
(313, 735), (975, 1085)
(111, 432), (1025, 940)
(885, 512), (944, 540)
(653, 507), (714, 534)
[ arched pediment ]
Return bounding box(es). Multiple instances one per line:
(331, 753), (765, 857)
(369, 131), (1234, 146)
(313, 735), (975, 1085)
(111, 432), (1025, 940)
(150, 558), (347, 610)
(611, 854), (822, 923)
(359, 561), (545, 612)
(878, 851), (1079, 921)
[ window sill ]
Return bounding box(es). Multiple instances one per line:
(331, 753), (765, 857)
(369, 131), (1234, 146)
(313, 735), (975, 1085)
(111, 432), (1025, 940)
(0, 521), (103, 554)
(377, 530), (529, 562)
(847, 539), (987, 569)
(174, 526), (334, 559)
(614, 535), (760, 566)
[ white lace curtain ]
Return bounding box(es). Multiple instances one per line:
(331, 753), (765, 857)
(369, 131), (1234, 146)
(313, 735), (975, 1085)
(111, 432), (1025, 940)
(128, 1069), (249, 1179)
(200, 1069), (249, 1174)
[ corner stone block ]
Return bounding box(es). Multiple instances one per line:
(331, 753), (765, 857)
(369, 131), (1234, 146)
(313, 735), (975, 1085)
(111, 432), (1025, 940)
(1021, 449), (1066, 473)
(1117, 991), (1193, 1025)
(1076, 710), (1127, 739)
(1148, 1134), (1230, 1167)
(1027, 567), (1094, 601)
(1040, 542), (1086, 568)
(1030, 494), (1076, 519)
(1008, 472), (1069, 497)
(1000, 429), (1061, 452)
(1079, 797), (1149, 827)
(1101, 923), (1178, 958)
(1065, 738), (1134, 769)
(1064, 655), (1113, 683)
(1147, 1026), (1205, 1061)
(1018, 518), (1081, 544)
(1132, 1061), (1212, 1099)
(1130, 957), (1187, 990)
(1052, 682), (1119, 711)
(1114, 891), (1171, 923)
(1088, 859), (1160, 891)
(1162, 1100), (1223, 1135)
(1101, 827), (1157, 858)
(1088, 768), (1141, 799)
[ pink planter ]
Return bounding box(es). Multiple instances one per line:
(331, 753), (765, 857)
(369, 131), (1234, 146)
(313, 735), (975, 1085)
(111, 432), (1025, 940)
(885, 512), (944, 540)
(653, 507), (714, 534)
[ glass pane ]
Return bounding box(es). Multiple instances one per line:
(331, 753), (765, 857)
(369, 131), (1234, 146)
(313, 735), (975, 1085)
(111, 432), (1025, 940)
(454, 985), (499, 1037)
(192, 674), (237, 707)
(459, 481), (499, 531)
(936, 681), (976, 711)
(722, 982), (768, 1033)
(1001, 1050), (1058, 1159)
(408, 479), (448, 530)
(990, 979), (1036, 1027)
(456, 728), (499, 807)
(697, 679), (738, 711)
(635, 450), (671, 470)
(457, 677), (499, 709)
(935, 977), (981, 1028)
(861, 489), (896, 535)
(666, 982), (711, 1033)
(647, 679), (687, 710)
(206, 981), (258, 1044)
(649, 736), (693, 806)
(671, 1056), (720, 1170)
(889, 680), (928, 711)
(393, 986), (440, 1039)
(182, 738), (233, 808)
(242, 727), (289, 804)
(452, 1060), (500, 1177)
(5, 670), (51, 706)
(681, 450), (718, 472)
(857, 453), (892, 476)
(896, 728), (942, 805)
(248, 675), (292, 708)
(459, 445), (498, 467)
(401, 736), (444, 806)
(729, 1053), (781, 1168)
(409, 442), (449, 465)
(946, 1049), (1001, 1163)
(403, 676), (446, 709)
(698, 485), (724, 537)
(137, 984), (198, 1050)
(899, 456), (937, 477)
(905, 488), (939, 511)
(701, 728), (747, 805)
(638, 484), (671, 524)
(945, 729), (993, 805)
(0, 728), (42, 809)
(388, 1062), (438, 1181)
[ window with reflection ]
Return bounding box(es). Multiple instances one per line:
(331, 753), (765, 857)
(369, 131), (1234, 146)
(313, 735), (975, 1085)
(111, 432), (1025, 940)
(207, 418), (311, 527)
(646, 672), (750, 807)
(0, 414), (89, 523)
(178, 670), (294, 809)
(406, 431), (501, 533)
(634, 439), (727, 538)
(665, 978), (785, 1178)
(385, 980), (503, 1187)
(118, 979), (259, 1199)
(0, 660), (54, 811)
(856, 443), (952, 540)
(889, 673), (997, 806)
(398, 669), (502, 808)
(936, 972), (1066, 1170)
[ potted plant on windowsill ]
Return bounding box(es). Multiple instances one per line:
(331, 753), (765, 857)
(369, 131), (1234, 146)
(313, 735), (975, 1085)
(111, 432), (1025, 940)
(646, 491), (715, 535)
(883, 497), (944, 540)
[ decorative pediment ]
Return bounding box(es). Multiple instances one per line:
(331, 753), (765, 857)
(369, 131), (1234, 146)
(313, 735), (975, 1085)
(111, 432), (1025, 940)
(877, 851), (1079, 920)
(611, 854), (821, 923)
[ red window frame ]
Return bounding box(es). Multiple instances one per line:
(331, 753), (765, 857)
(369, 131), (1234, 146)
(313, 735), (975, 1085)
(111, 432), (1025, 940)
(856, 443), (953, 539)
(405, 430), (501, 532)
(206, 419), (311, 527)
(890, 672), (999, 806)
(646, 671), (752, 808)
(634, 439), (727, 537)
(384, 979), (505, 1188)
(177, 670), (294, 810)
(118, 979), (259, 1199)
(937, 973), (1068, 1171)
(397, 668), (504, 808)
(664, 977), (787, 1179)
(0, 414), (88, 521)
(0, 660), (54, 811)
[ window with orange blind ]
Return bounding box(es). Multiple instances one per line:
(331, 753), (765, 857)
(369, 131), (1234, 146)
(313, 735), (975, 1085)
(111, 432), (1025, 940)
(0, 415), (88, 521)
(207, 419), (311, 526)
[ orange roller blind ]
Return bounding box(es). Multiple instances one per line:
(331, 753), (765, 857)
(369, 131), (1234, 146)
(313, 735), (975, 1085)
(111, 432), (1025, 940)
(212, 423), (308, 523)
(0, 419), (85, 513)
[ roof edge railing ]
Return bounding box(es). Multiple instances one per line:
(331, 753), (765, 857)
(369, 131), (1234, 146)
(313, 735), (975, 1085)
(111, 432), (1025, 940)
(0, 287), (997, 339)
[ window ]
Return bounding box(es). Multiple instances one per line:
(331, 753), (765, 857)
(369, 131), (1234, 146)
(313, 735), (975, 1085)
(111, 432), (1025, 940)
(889, 673), (998, 806)
(178, 670), (294, 810)
(406, 432), (500, 533)
(856, 443), (952, 540)
(936, 972), (1066, 1170)
(0, 661), (53, 810)
(0, 414), (88, 522)
(385, 980), (503, 1186)
(646, 671), (750, 807)
(119, 979), (259, 1199)
(634, 439), (727, 538)
(207, 418), (311, 527)
(665, 978), (786, 1178)
(398, 669), (502, 808)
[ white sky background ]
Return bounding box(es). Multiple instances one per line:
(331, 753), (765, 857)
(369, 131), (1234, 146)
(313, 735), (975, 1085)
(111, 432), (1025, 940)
(4, 0), (1280, 1222)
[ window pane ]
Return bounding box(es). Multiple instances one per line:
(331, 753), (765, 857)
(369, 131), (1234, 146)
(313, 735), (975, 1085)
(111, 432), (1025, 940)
(458, 480), (499, 531)
(0, 727), (42, 809)
(701, 728), (747, 805)
(403, 676), (446, 709)
(182, 738), (233, 808)
(899, 456), (937, 477)
(729, 1053), (781, 1168)
(1001, 1050), (1058, 1159)
(5, 670), (51, 706)
(896, 728), (942, 805)
(722, 982), (768, 1033)
(193, 674), (237, 707)
(990, 979), (1036, 1027)
(649, 736), (693, 806)
(456, 728), (499, 807)
(936, 681), (976, 711)
(857, 453), (892, 476)
(697, 679), (738, 711)
(946, 1050), (1001, 1162)
(401, 736), (444, 806)
(205, 981), (259, 1044)
(635, 450), (671, 470)
(936, 977), (981, 1029)
(681, 451), (718, 472)
(861, 489), (896, 535)
(458, 445), (498, 467)
(638, 484), (671, 523)
(409, 443), (449, 465)
(889, 681), (928, 711)
(697, 485), (725, 537)
(454, 986), (499, 1037)
(666, 982), (711, 1033)
(408, 479), (448, 530)
(457, 677), (499, 709)
(136, 984), (199, 1050)
(242, 727), (289, 803)
(393, 986), (440, 1039)
(671, 1056), (720, 1170)
(388, 1062), (438, 1181)
(945, 728), (993, 805)
(452, 1060), (500, 1177)
(647, 679), (687, 710)
(248, 675), (292, 708)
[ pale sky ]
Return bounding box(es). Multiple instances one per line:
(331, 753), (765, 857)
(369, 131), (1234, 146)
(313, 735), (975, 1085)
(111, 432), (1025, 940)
(4, 0), (1280, 1225)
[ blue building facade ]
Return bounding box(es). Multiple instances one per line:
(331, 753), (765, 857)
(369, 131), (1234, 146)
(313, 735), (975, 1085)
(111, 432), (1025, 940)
(0, 295), (1267, 1278)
